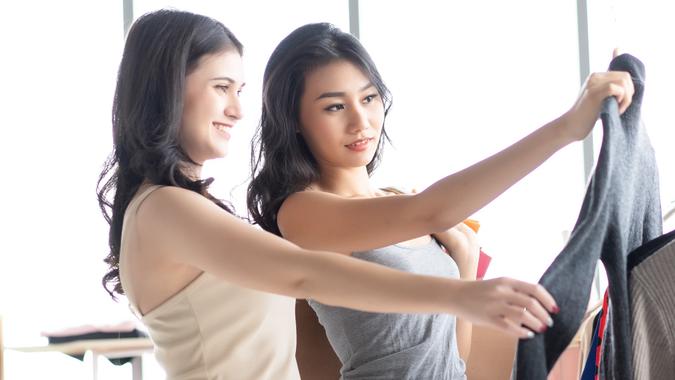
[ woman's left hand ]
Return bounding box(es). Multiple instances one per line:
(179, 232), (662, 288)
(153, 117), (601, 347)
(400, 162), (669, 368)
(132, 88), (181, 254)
(433, 223), (480, 280)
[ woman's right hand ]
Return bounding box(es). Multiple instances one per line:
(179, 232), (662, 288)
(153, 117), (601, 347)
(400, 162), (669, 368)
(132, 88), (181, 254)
(560, 70), (634, 143)
(454, 277), (558, 339)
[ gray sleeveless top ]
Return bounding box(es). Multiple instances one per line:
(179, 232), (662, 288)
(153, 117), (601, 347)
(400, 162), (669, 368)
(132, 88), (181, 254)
(309, 239), (467, 379)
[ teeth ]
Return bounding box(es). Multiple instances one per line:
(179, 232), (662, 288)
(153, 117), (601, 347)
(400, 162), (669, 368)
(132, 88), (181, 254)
(349, 139), (369, 147)
(213, 123), (229, 132)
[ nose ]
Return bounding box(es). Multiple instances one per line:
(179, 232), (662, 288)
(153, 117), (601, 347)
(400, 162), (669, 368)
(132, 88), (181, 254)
(348, 104), (369, 134)
(225, 93), (243, 121)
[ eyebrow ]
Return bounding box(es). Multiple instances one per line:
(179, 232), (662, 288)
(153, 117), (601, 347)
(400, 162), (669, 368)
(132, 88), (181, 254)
(210, 76), (235, 83)
(315, 83), (375, 101)
(210, 77), (246, 87)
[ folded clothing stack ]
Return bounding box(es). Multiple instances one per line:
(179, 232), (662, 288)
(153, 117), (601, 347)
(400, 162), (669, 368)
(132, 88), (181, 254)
(41, 321), (147, 365)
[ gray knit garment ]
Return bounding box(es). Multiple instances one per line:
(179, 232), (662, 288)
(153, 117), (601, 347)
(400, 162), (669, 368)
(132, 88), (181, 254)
(309, 239), (466, 380)
(516, 54), (662, 379)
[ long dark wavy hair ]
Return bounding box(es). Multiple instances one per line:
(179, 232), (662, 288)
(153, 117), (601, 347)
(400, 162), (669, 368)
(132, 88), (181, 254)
(97, 9), (243, 298)
(247, 23), (392, 236)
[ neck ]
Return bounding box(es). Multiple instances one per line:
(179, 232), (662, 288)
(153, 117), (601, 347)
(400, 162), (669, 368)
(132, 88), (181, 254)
(315, 165), (376, 198)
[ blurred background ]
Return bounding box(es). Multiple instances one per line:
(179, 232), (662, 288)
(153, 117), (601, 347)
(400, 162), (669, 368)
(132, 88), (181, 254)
(1, 0), (673, 378)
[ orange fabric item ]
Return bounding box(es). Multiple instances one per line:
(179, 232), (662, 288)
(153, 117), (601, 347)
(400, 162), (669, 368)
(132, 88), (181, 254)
(462, 219), (491, 279)
(463, 219), (481, 233)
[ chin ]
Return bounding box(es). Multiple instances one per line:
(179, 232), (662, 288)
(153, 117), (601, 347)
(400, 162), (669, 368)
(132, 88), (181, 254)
(349, 159), (373, 168)
(211, 145), (230, 159)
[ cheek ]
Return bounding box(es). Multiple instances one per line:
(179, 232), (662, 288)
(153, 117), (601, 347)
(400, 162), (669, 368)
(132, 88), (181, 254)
(185, 90), (218, 120)
(181, 110), (202, 140)
(300, 113), (328, 145)
(302, 127), (339, 160)
(302, 130), (327, 156)
(179, 106), (209, 148)
(371, 108), (385, 132)
(181, 102), (203, 135)
(178, 123), (199, 155)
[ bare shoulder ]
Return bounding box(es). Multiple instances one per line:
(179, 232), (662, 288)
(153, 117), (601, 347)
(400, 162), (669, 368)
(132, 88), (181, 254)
(276, 186), (425, 253)
(281, 189), (340, 208)
(135, 186), (222, 224)
(280, 186), (407, 215)
(276, 190), (338, 241)
(137, 185), (209, 208)
(133, 186), (251, 267)
(134, 186), (236, 253)
(278, 190), (338, 226)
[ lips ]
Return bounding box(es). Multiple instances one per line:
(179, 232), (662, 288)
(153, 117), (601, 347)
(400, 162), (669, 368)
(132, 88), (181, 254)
(345, 137), (374, 149)
(213, 122), (232, 139)
(212, 122), (232, 132)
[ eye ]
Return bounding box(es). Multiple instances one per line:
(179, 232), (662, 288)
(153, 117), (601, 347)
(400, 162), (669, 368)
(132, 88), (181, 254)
(325, 104), (345, 112)
(216, 85), (230, 93)
(363, 94), (379, 103)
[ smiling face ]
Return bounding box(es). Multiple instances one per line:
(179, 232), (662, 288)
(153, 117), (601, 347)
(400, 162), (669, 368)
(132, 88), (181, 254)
(298, 59), (385, 173)
(180, 49), (245, 164)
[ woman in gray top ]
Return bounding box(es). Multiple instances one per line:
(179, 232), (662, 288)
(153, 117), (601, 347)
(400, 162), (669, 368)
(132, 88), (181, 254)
(309, 234), (470, 379)
(247, 23), (632, 379)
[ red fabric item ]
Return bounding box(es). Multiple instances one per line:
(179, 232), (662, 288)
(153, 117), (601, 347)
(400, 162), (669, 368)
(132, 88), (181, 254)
(595, 289), (610, 380)
(476, 250), (492, 280)
(462, 219), (492, 279)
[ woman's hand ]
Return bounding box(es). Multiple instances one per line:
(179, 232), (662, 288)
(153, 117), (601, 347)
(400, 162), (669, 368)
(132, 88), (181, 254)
(561, 69), (634, 142)
(433, 223), (480, 280)
(453, 277), (558, 339)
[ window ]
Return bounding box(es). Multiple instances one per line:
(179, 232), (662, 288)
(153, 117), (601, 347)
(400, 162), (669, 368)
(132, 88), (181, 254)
(0, 1), (128, 378)
(359, 1), (583, 282)
(588, 0), (675, 226)
(0, 1), (349, 377)
(586, 0), (675, 297)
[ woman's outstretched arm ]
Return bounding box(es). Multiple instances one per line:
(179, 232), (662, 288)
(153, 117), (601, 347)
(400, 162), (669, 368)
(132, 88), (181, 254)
(136, 186), (556, 338)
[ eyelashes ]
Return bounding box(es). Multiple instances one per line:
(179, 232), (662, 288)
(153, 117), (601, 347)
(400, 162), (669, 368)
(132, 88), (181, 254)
(323, 93), (379, 112)
(325, 104), (345, 112)
(216, 85), (243, 96)
(363, 94), (378, 103)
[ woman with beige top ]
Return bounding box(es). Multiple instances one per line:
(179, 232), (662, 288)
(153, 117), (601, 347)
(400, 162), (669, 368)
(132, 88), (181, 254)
(96, 9), (631, 380)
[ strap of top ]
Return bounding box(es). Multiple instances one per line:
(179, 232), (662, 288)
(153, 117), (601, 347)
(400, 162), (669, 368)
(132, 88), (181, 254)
(129, 185), (164, 214)
(120, 185), (163, 318)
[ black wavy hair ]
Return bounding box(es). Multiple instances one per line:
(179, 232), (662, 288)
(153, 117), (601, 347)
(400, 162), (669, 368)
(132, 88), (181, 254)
(97, 9), (243, 298)
(247, 23), (392, 236)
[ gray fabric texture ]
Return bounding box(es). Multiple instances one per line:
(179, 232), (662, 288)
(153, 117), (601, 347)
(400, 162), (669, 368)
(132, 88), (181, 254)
(309, 239), (466, 380)
(516, 54), (662, 380)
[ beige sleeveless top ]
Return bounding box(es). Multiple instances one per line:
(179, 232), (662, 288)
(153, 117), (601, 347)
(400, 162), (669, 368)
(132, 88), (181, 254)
(119, 186), (300, 380)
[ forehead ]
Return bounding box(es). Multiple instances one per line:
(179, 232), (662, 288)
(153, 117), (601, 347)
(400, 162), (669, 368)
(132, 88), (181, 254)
(190, 50), (244, 83)
(304, 60), (371, 94)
